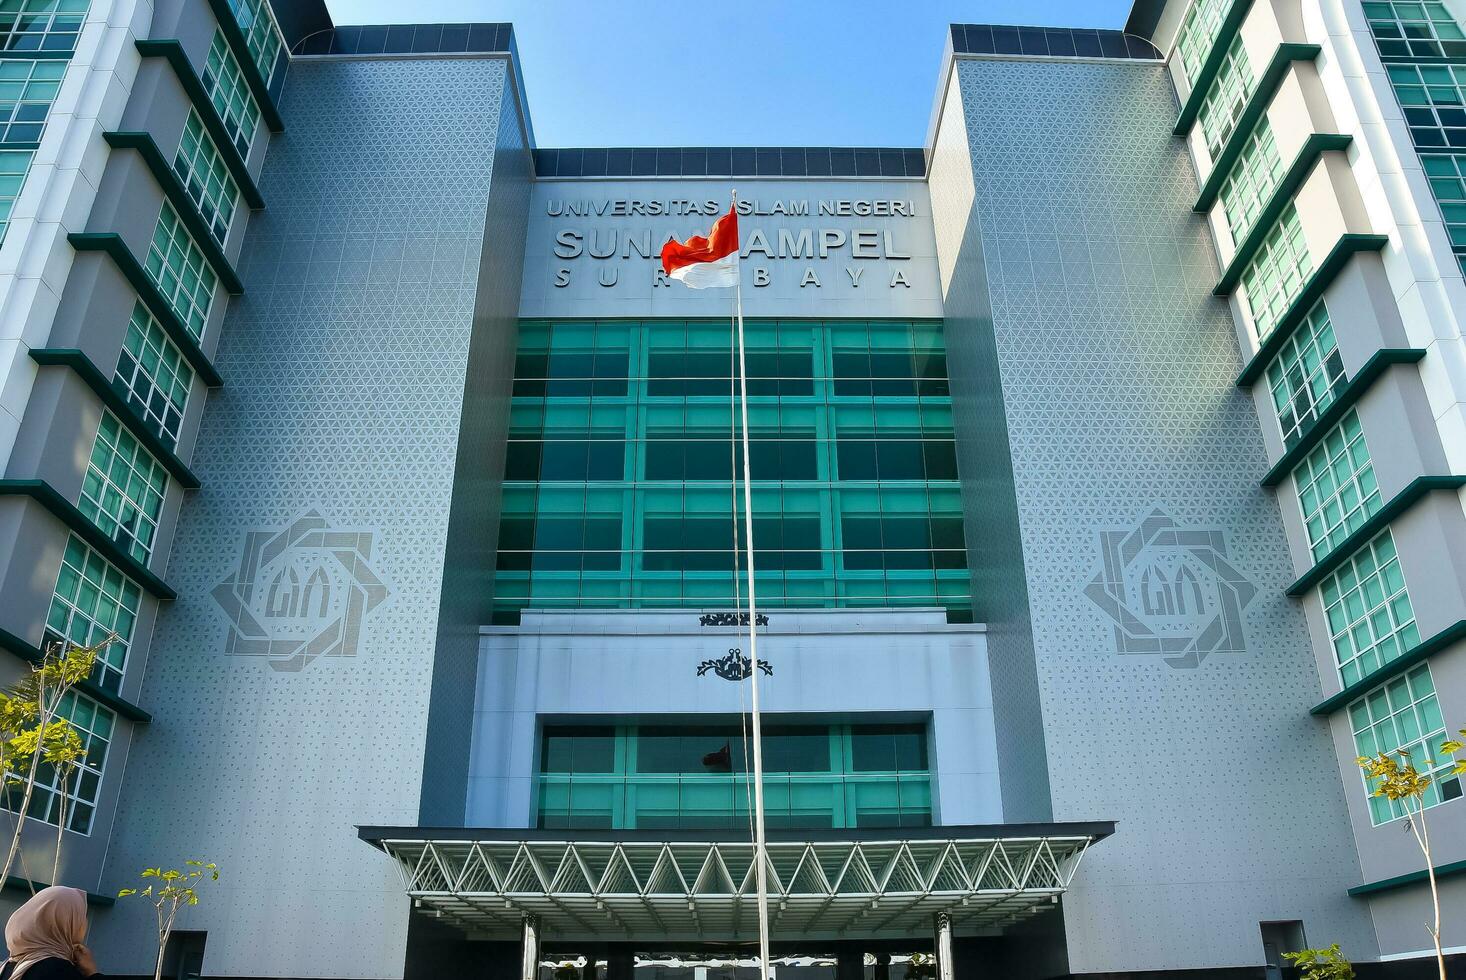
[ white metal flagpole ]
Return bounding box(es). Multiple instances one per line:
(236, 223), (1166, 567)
(730, 188), (773, 980)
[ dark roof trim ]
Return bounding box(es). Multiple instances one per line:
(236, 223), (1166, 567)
(1260, 349), (1426, 488)
(1349, 857), (1466, 896)
(3, 876), (116, 905)
(0, 481), (177, 601)
(0, 627), (153, 725)
(67, 233), (224, 388)
(536, 147), (925, 180)
(292, 22), (514, 57)
(103, 132), (244, 294)
(1234, 234), (1391, 387)
(1310, 619), (1466, 716)
(1126, 0), (1168, 41)
(1286, 476), (1466, 597)
(134, 39), (266, 209)
(202, 0), (285, 131)
(358, 821), (1118, 849)
(268, 0), (332, 52)
(951, 24), (1161, 60)
(28, 348), (201, 490)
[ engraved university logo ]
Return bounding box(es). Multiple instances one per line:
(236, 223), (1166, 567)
(213, 511), (389, 673)
(1084, 510), (1256, 670)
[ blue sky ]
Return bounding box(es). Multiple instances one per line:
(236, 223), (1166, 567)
(322, 1), (1134, 147)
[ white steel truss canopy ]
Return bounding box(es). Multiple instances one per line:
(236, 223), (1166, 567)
(359, 824), (1112, 942)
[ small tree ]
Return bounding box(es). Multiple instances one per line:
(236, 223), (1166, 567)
(0, 639), (106, 887)
(119, 861), (220, 980)
(1283, 944), (1354, 980)
(1357, 748), (1448, 980)
(1442, 727), (1465, 778)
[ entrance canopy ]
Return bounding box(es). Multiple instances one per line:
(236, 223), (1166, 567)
(359, 823), (1112, 942)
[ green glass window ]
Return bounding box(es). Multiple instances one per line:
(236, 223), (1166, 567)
(0, 147), (31, 244)
(505, 436), (624, 482)
(146, 202), (218, 339)
(1265, 302), (1346, 448)
(493, 320), (971, 624)
(642, 432), (818, 482)
(1350, 665), (1461, 824)
(841, 515), (967, 571)
(646, 348), (815, 398)
(1294, 411), (1380, 561)
(113, 301), (193, 448)
(497, 516), (623, 572)
(537, 722), (932, 831)
(1219, 118), (1284, 242)
(201, 31), (260, 156)
(1422, 154), (1466, 271)
(174, 110), (239, 245)
(515, 346), (630, 397)
(1197, 36), (1254, 159)
(78, 412), (168, 563)
(44, 535), (139, 692)
(0, 0), (87, 54)
(640, 516), (823, 572)
(1321, 531), (1419, 687)
(0, 59), (64, 146)
(1240, 203), (1312, 338)
(1365, 1), (1466, 60)
(1174, 0), (1230, 88)
(2, 691), (113, 835)
(1386, 64), (1466, 150)
(832, 348), (948, 397)
(224, 0), (283, 86)
(836, 435), (958, 482)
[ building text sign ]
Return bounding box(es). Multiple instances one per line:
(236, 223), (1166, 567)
(519, 180), (944, 319)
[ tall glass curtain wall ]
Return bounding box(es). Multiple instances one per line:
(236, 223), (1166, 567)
(538, 722), (932, 830)
(493, 319), (971, 623)
(1364, 1), (1466, 274)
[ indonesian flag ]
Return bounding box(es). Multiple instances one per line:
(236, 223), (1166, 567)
(660, 206), (739, 288)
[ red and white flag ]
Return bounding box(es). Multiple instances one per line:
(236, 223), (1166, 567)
(660, 206), (739, 288)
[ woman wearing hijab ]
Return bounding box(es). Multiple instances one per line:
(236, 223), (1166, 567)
(0, 887), (100, 979)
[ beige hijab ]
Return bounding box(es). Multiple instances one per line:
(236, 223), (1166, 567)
(3, 886), (87, 979)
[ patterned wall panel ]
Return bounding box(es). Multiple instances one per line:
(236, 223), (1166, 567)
(92, 58), (516, 979)
(928, 70), (1053, 824)
(944, 59), (1376, 971)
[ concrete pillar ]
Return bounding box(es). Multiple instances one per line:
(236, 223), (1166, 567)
(520, 914), (541, 980)
(606, 950), (634, 980)
(836, 949), (864, 980)
(934, 912), (955, 980)
(873, 952), (891, 980)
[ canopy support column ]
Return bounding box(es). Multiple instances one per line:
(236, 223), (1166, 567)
(606, 950), (634, 980)
(520, 914), (541, 980)
(836, 949), (864, 980)
(874, 952), (891, 980)
(934, 911), (956, 980)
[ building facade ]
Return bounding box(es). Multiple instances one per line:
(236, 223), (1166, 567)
(0, 0), (1460, 978)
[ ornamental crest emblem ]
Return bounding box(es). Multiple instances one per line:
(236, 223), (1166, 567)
(697, 648), (773, 681)
(1083, 509), (1256, 670)
(213, 510), (390, 673)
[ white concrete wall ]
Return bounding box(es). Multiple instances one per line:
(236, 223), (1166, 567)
(0, 0), (151, 469)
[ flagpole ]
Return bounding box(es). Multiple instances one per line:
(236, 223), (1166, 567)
(730, 188), (772, 980)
